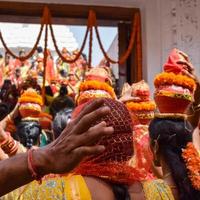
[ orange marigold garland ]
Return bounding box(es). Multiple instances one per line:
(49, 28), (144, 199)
(77, 90), (112, 105)
(182, 142), (200, 190)
(126, 101), (156, 111)
(19, 89), (43, 118)
(79, 80), (116, 99)
(19, 90), (43, 106)
(19, 96), (43, 106)
(95, 12), (139, 65)
(0, 7), (46, 62)
(0, 6), (138, 67)
(49, 9), (89, 64)
(154, 72), (196, 92)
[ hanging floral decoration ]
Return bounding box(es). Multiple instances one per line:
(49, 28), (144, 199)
(154, 72), (196, 92)
(79, 80), (116, 99)
(0, 6), (142, 99)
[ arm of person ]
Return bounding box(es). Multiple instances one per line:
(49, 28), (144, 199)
(0, 151), (35, 196)
(151, 163), (163, 179)
(0, 99), (114, 196)
(0, 123), (27, 157)
(186, 73), (200, 128)
(187, 80), (200, 128)
(193, 126), (200, 151)
(0, 114), (10, 130)
(0, 103), (19, 130)
(0, 147), (8, 160)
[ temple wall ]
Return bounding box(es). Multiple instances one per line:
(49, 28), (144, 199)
(140, 0), (200, 92)
(160, 0), (200, 74)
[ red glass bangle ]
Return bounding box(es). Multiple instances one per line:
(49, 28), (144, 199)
(27, 149), (42, 184)
(1, 132), (18, 156)
(8, 141), (18, 156)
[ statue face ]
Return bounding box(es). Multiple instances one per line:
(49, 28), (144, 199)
(17, 121), (41, 149)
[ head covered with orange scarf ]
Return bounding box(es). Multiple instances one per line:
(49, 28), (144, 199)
(73, 68), (148, 184)
(119, 80), (156, 181)
(74, 98), (147, 184)
(149, 49), (200, 196)
(154, 48), (196, 114)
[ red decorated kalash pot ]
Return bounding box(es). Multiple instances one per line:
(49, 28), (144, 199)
(73, 98), (141, 184)
(18, 88), (43, 118)
(72, 67), (116, 118)
(154, 49), (196, 113)
(120, 80), (156, 126)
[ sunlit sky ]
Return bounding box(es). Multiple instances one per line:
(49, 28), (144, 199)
(0, 23), (117, 66)
(70, 26), (117, 66)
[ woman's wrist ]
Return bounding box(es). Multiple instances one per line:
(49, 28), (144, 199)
(192, 103), (200, 113)
(0, 129), (9, 143)
(1, 132), (19, 156)
(31, 147), (52, 177)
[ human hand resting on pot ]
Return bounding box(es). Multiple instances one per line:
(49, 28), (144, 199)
(35, 98), (114, 174)
(0, 98), (114, 196)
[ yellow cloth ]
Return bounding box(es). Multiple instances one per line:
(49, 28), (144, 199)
(2, 176), (174, 200)
(1, 187), (24, 200)
(16, 175), (91, 200)
(142, 179), (175, 200)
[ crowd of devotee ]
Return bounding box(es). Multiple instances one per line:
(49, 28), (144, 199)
(0, 47), (88, 98)
(0, 48), (200, 200)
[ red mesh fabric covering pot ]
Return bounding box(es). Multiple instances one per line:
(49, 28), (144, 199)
(74, 98), (147, 184)
(73, 98), (133, 159)
(154, 95), (191, 113)
(92, 98), (132, 136)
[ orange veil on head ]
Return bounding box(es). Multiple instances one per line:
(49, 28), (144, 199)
(74, 98), (147, 185)
(120, 80), (156, 181)
(154, 48), (196, 114)
(73, 68), (148, 184)
(163, 48), (194, 75)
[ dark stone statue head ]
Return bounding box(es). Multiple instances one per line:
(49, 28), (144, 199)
(16, 120), (42, 149)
